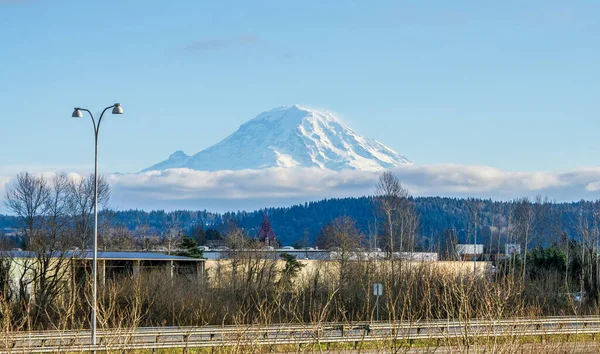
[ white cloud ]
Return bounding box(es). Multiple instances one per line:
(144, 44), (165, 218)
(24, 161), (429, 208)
(0, 176), (10, 197)
(108, 168), (377, 200)
(585, 181), (600, 192)
(393, 164), (570, 195)
(106, 165), (600, 210)
(3, 165), (600, 212)
(0, 164), (93, 175)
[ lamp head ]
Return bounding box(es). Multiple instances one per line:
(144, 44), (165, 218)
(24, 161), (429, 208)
(71, 108), (83, 118)
(112, 103), (123, 114)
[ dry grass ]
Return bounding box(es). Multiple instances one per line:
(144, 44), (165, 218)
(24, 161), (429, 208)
(1, 254), (598, 353)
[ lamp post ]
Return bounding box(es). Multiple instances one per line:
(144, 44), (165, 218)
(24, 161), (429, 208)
(71, 103), (123, 348)
(473, 224), (478, 275)
(453, 228), (466, 260)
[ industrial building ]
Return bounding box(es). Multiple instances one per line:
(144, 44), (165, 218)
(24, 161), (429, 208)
(1, 251), (205, 297)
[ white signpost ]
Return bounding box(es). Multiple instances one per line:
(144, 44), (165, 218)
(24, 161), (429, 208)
(373, 283), (383, 296)
(373, 283), (383, 320)
(505, 243), (522, 256)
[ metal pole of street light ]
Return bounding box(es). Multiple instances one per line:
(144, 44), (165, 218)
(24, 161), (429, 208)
(454, 227), (466, 260)
(474, 225), (477, 275)
(71, 103), (123, 349)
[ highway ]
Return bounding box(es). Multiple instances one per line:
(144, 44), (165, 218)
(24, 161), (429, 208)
(1, 316), (599, 353)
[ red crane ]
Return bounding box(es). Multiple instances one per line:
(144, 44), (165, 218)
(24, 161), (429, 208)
(256, 212), (277, 247)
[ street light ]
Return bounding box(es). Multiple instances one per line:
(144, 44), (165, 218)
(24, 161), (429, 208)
(71, 103), (123, 348)
(453, 228), (466, 260)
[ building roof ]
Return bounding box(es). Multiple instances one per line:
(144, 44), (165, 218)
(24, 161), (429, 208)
(91, 251), (203, 261)
(1, 250), (203, 262)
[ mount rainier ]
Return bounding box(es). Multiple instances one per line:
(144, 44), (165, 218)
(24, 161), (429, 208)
(143, 105), (411, 172)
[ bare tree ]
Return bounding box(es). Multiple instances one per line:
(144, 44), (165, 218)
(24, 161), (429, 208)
(374, 171), (418, 257)
(162, 214), (184, 255)
(4, 173), (50, 249)
(4, 173), (74, 329)
(532, 195), (554, 249)
(513, 198), (534, 279)
(367, 215), (379, 250)
(30, 174), (72, 328)
(224, 221), (252, 251)
(66, 174), (110, 250)
(316, 216), (363, 263)
(441, 228), (459, 261)
(135, 220), (153, 251)
(102, 227), (135, 251)
(374, 171), (419, 297)
(576, 201), (600, 300)
(0, 255), (12, 303)
(466, 199), (483, 264)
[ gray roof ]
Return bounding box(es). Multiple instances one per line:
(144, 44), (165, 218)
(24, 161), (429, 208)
(1, 250), (203, 262)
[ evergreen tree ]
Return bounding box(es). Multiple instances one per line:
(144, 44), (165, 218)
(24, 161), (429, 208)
(178, 237), (203, 258)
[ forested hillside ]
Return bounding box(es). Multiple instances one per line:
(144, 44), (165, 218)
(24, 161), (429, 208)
(1, 196), (590, 249)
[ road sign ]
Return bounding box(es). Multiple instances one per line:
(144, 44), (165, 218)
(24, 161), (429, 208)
(373, 283), (383, 296)
(373, 283), (383, 321)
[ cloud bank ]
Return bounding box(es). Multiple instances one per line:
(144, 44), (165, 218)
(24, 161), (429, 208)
(106, 165), (600, 211)
(4, 165), (600, 212)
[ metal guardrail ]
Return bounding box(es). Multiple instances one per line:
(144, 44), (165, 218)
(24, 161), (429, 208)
(2, 316), (600, 353)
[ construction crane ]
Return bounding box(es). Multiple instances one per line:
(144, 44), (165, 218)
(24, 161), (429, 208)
(256, 212), (278, 247)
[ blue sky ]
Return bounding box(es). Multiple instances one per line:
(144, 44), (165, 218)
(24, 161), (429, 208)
(0, 0), (598, 174)
(1, 0), (600, 211)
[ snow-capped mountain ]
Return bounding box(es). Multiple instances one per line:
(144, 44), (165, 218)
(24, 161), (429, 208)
(143, 105), (411, 172)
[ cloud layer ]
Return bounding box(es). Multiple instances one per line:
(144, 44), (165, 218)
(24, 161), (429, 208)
(3, 165), (600, 212)
(107, 165), (600, 211)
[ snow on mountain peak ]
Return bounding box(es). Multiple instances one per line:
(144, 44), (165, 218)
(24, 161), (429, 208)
(252, 105), (339, 124)
(169, 150), (189, 159)
(143, 105), (411, 172)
